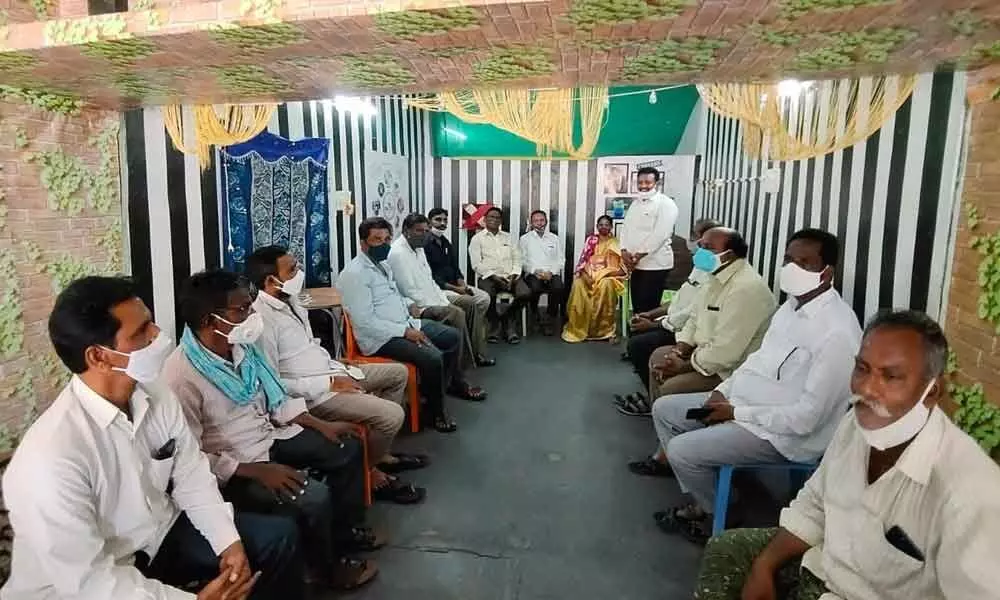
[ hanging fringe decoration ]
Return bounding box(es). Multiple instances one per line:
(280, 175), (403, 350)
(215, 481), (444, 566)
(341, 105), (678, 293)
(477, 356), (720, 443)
(697, 75), (916, 161)
(407, 87), (609, 159)
(163, 104), (277, 170)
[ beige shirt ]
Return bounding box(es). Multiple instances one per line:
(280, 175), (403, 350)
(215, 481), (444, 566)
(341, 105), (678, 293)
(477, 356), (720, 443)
(676, 258), (776, 379)
(161, 346), (308, 483)
(468, 229), (521, 279)
(780, 407), (1000, 600)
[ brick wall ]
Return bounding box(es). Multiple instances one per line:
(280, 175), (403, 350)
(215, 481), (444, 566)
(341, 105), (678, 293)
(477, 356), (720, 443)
(0, 100), (122, 437)
(946, 67), (1000, 407)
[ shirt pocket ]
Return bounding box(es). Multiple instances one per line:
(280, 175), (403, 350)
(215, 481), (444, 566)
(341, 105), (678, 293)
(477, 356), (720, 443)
(147, 456), (176, 493)
(774, 345), (812, 382)
(852, 521), (925, 592)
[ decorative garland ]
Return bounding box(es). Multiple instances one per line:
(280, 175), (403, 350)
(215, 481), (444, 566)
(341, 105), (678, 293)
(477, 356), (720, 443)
(621, 37), (728, 80)
(210, 23), (305, 51)
(44, 14), (130, 46)
(751, 26), (803, 47)
(341, 54), (415, 88)
(471, 46), (555, 83)
(82, 38), (158, 67)
(780, 0), (895, 19)
(949, 10), (985, 37)
(239, 0), (282, 21)
(215, 65), (288, 95)
(0, 86), (83, 115)
(0, 249), (22, 359)
(947, 351), (1000, 458)
(29, 149), (88, 214)
(0, 52), (36, 72)
(88, 122), (119, 213)
(373, 8), (480, 39)
(27, 0), (52, 20)
(43, 253), (99, 294)
(13, 127), (27, 150)
(792, 28), (916, 71)
(566, 0), (692, 32)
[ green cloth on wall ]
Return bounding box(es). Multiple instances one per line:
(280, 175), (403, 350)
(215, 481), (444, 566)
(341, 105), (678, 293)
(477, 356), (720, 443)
(432, 85), (699, 158)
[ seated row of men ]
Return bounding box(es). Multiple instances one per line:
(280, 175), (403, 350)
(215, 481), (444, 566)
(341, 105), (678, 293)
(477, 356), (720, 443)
(612, 222), (1000, 597)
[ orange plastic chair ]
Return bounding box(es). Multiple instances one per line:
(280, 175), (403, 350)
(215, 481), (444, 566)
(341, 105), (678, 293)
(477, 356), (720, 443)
(341, 312), (422, 433)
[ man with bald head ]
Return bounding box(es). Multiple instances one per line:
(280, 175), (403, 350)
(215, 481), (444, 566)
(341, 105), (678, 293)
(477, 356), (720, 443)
(695, 310), (1000, 600)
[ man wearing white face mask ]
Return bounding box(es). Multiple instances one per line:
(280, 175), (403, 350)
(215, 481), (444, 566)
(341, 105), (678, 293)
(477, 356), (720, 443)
(162, 270), (381, 591)
(619, 167), (679, 314)
(697, 310), (1000, 600)
(3, 276), (304, 600)
(640, 229), (862, 545)
(247, 246), (427, 505)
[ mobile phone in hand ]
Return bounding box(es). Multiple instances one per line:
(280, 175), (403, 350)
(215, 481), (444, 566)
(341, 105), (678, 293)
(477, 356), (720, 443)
(686, 407), (713, 420)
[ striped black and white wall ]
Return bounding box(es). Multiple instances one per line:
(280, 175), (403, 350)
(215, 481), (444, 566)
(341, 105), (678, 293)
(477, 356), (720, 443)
(694, 71), (967, 322)
(122, 97), (430, 340)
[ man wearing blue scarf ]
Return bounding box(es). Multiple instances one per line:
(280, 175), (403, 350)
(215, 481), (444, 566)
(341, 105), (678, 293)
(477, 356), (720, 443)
(162, 270), (381, 591)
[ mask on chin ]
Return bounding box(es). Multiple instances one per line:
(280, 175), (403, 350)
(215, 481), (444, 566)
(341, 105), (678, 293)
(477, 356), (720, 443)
(853, 379), (936, 450)
(637, 189), (656, 200)
(429, 227), (445, 237)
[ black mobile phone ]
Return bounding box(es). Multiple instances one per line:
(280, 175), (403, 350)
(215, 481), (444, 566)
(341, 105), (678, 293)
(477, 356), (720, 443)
(686, 407), (713, 420)
(885, 525), (924, 562)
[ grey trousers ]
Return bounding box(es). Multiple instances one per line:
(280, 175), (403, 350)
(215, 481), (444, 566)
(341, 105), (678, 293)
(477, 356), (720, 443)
(652, 393), (784, 514)
(445, 287), (491, 359)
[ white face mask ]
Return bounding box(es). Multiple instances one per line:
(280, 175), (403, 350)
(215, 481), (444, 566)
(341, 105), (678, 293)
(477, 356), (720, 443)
(214, 313), (264, 345)
(779, 262), (825, 297)
(638, 189), (656, 200)
(853, 379), (936, 451)
(429, 227), (445, 237)
(102, 331), (174, 384)
(275, 270), (305, 296)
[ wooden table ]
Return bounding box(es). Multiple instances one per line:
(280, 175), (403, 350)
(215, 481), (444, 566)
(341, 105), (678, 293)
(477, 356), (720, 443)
(302, 287), (344, 357)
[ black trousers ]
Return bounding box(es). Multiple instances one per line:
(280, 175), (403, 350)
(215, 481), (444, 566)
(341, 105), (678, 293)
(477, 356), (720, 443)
(626, 328), (677, 389)
(222, 429), (366, 571)
(523, 274), (565, 319)
(629, 269), (671, 314)
(140, 511), (304, 600)
(375, 319), (461, 418)
(478, 276), (532, 327)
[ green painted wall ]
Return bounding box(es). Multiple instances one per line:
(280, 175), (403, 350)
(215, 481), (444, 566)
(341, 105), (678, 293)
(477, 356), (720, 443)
(432, 85), (699, 158)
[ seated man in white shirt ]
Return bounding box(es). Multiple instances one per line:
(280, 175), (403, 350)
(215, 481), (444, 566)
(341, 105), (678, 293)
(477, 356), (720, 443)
(388, 213), (495, 369)
(519, 210), (566, 336)
(163, 270), (381, 591)
(246, 246), (427, 505)
(468, 206), (532, 344)
(3, 276), (301, 600)
(634, 229), (862, 545)
(696, 310), (1000, 600)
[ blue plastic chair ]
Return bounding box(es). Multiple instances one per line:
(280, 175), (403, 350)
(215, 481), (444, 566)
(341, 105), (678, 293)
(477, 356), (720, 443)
(712, 461), (819, 535)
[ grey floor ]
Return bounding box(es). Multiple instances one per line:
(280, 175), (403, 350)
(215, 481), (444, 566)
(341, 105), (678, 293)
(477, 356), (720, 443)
(344, 336), (704, 600)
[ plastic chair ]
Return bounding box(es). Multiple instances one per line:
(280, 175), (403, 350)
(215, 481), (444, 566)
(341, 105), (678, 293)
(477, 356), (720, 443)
(712, 461), (818, 535)
(341, 312), (423, 433)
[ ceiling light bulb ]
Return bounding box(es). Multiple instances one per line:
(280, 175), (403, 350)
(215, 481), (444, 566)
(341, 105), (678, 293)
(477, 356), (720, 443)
(649, 90), (657, 104)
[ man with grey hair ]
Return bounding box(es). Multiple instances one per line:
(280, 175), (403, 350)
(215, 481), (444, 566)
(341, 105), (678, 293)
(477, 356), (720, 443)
(695, 309), (1000, 600)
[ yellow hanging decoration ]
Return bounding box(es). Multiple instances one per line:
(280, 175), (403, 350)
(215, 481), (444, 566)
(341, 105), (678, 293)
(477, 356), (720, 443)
(697, 75), (916, 161)
(407, 87), (608, 159)
(163, 104), (277, 170)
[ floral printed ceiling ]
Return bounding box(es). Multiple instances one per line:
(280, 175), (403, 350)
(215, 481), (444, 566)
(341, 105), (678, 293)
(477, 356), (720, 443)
(0, 0), (998, 109)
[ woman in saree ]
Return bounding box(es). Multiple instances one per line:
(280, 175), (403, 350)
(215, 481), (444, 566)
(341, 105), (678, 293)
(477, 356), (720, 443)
(562, 215), (627, 343)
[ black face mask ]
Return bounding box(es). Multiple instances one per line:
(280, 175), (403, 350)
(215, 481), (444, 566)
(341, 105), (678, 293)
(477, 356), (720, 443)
(408, 233), (428, 249)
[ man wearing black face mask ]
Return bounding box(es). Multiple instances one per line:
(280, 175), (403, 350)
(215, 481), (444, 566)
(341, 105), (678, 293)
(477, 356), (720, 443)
(388, 213), (494, 372)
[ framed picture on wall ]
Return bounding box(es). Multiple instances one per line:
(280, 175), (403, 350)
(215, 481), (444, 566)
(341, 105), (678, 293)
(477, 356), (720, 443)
(602, 163), (630, 195)
(630, 170), (666, 194)
(606, 196), (634, 219)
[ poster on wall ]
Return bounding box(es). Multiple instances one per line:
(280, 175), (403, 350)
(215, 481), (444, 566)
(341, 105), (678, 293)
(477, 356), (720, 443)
(596, 155), (697, 236)
(364, 150), (410, 237)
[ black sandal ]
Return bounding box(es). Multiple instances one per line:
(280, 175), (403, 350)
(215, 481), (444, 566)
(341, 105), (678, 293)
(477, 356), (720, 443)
(627, 457), (674, 478)
(378, 452), (430, 473)
(475, 355), (497, 367)
(653, 506), (712, 545)
(328, 556), (379, 590)
(373, 476), (426, 505)
(615, 394), (651, 416)
(506, 332), (521, 344)
(449, 384), (488, 401)
(487, 333), (501, 344)
(432, 414), (457, 433)
(340, 526), (388, 552)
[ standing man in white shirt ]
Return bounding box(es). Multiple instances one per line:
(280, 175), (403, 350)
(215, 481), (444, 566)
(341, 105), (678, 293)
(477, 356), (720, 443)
(619, 167), (680, 314)
(245, 246), (429, 505)
(468, 206), (532, 344)
(697, 310), (1000, 600)
(519, 210), (566, 336)
(389, 213), (494, 369)
(2, 276), (301, 600)
(635, 230), (862, 545)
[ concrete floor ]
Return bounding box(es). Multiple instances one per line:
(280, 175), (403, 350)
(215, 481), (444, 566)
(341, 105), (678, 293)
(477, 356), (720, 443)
(341, 336), (704, 600)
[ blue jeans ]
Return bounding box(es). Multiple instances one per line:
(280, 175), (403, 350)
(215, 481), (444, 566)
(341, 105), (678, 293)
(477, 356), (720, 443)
(142, 511), (303, 600)
(374, 319), (461, 418)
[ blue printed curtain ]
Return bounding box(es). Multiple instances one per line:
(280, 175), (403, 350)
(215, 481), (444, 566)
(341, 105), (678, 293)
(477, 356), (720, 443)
(222, 131), (331, 286)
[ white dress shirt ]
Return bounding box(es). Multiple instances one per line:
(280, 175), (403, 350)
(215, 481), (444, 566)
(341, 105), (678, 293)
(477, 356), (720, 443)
(387, 236), (450, 308)
(660, 272), (707, 332)
(718, 288), (862, 462)
(468, 229), (521, 279)
(2, 376), (239, 600)
(780, 407), (1000, 600)
(518, 230), (564, 275)
(253, 291), (350, 407)
(619, 192), (679, 271)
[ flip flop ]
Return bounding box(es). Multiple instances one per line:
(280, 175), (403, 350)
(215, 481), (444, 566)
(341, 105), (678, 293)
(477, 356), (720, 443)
(372, 477), (426, 505)
(378, 453), (430, 474)
(616, 394), (652, 416)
